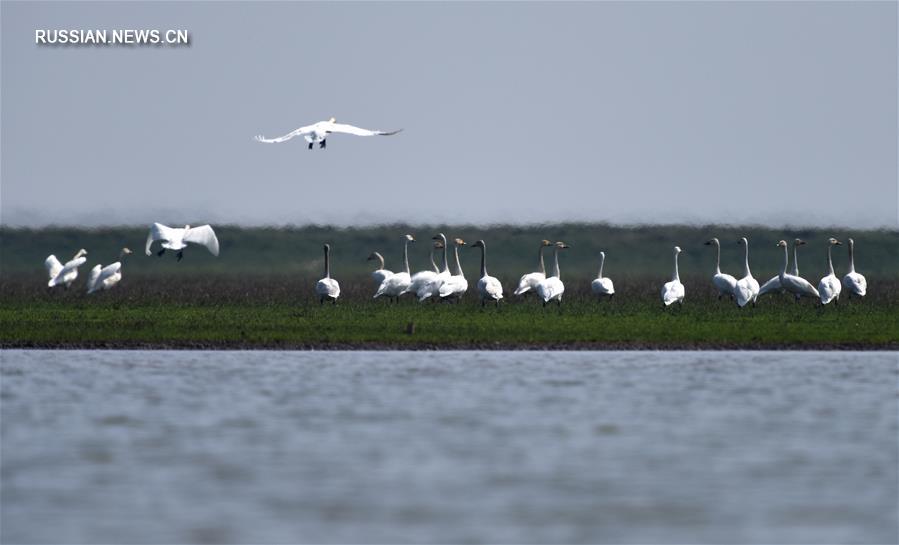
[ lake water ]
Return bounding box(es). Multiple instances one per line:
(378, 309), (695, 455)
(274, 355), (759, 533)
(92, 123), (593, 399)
(1, 350), (896, 544)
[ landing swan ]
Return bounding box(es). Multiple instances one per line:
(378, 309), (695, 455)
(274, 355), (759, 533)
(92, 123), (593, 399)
(375, 235), (414, 302)
(842, 238), (867, 298)
(703, 238), (736, 300)
(734, 237), (760, 307)
(438, 238), (469, 301)
(514, 240), (552, 296)
(535, 242), (569, 306)
(315, 243), (340, 304)
(254, 117), (402, 150)
(145, 223), (219, 261)
(471, 240), (503, 306)
(409, 240), (442, 300)
(776, 240), (820, 300)
(367, 252), (393, 289)
(817, 238), (843, 305)
(661, 246), (685, 306)
(590, 251), (615, 300)
(758, 239), (806, 298)
(87, 248), (133, 294)
(45, 248), (88, 289)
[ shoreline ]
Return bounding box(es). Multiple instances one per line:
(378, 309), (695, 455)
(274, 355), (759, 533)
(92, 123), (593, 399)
(3, 341), (897, 351)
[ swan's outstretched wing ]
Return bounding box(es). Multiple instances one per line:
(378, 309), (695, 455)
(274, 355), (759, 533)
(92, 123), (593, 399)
(757, 276), (781, 297)
(328, 123), (402, 137)
(45, 255), (63, 279)
(86, 264), (102, 293)
(254, 124), (315, 144)
(183, 225), (220, 256)
(145, 223), (175, 255)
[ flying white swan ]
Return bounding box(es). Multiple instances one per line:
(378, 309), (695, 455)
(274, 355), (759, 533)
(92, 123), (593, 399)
(817, 238), (843, 305)
(703, 238), (736, 300)
(375, 235), (414, 302)
(45, 248), (88, 289)
(438, 238), (469, 302)
(776, 240), (820, 300)
(471, 240), (503, 306)
(418, 234), (452, 302)
(661, 246), (685, 307)
(367, 252), (394, 289)
(535, 242), (569, 306)
(842, 238), (867, 298)
(590, 251), (615, 300)
(409, 240), (443, 301)
(734, 237), (760, 308)
(514, 240), (552, 296)
(254, 117), (402, 150)
(145, 223), (220, 261)
(315, 243), (340, 304)
(86, 248), (133, 294)
(758, 238), (806, 298)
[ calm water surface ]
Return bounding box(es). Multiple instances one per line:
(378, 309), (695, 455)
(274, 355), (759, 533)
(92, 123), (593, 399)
(1, 350), (896, 544)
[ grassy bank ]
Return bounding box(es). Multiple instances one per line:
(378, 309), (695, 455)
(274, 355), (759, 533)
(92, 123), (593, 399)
(2, 276), (897, 349)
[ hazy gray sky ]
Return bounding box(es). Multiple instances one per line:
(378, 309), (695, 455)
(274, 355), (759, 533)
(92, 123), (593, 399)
(2, 1), (896, 228)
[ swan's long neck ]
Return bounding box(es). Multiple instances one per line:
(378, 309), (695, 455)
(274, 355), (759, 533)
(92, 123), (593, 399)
(402, 241), (410, 274)
(537, 245), (546, 275)
(714, 242), (721, 274)
(374, 253), (384, 270)
(742, 242), (751, 278)
(441, 237), (450, 273)
(552, 247), (561, 279)
(479, 244), (488, 278)
(598, 254), (605, 278)
(453, 245), (464, 277)
(324, 246), (331, 279)
(780, 245), (789, 279)
(791, 243), (799, 276)
(429, 247), (438, 273)
(848, 241), (855, 273)
(826, 244), (835, 276)
(672, 252), (680, 282)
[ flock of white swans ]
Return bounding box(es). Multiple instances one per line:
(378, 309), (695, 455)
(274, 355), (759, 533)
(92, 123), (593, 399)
(44, 222), (868, 308)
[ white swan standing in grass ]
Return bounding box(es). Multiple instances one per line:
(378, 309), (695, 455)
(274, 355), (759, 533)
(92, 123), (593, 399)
(776, 240), (820, 300)
(409, 240), (443, 300)
(45, 248), (88, 289)
(254, 117), (402, 150)
(842, 238), (867, 298)
(367, 252), (393, 289)
(590, 251), (615, 301)
(817, 238), (843, 305)
(734, 237), (760, 308)
(375, 235), (415, 302)
(86, 248), (133, 294)
(315, 243), (340, 305)
(758, 238), (806, 298)
(418, 234), (452, 302)
(661, 246), (685, 307)
(535, 242), (569, 306)
(703, 238), (736, 300)
(471, 240), (503, 306)
(439, 238), (469, 302)
(514, 240), (552, 296)
(145, 223), (220, 261)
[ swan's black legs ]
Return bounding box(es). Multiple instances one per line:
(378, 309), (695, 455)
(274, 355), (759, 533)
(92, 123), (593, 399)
(176, 251), (184, 262)
(157, 249), (165, 257)
(320, 139), (326, 149)
(308, 142), (314, 150)
(320, 297), (324, 305)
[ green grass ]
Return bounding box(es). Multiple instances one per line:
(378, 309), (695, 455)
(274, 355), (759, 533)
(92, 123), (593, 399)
(2, 275), (897, 349)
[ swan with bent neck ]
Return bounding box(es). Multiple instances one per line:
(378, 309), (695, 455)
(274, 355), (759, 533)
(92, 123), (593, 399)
(367, 252), (393, 290)
(87, 248), (132, 294)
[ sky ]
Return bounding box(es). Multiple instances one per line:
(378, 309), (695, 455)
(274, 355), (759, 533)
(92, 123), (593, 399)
(2, 1), (896, 229)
